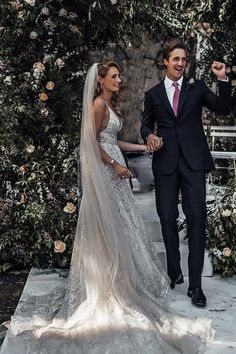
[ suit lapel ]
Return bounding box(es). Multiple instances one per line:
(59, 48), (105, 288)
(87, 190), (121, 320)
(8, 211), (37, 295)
(156, 81), (176, 119)
(177, 76), (191, 117)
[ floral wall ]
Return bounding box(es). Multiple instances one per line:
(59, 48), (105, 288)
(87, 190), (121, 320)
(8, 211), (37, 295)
(0, 0), (235, 274)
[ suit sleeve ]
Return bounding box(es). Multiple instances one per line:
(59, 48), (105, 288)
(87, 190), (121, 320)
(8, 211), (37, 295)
(140, 91), (155, 142)
(202, 80), (232, 115)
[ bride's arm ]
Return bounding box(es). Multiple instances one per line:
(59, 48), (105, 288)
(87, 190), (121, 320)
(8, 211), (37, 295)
(117, 140), (147, 152)
(93, 99), (133, 179)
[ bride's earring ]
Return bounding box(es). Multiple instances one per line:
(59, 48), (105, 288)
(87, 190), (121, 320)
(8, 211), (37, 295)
(98, 82), (103, 91)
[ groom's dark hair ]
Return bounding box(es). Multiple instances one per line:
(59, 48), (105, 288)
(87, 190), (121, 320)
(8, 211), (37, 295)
(163, 40), (188, 61)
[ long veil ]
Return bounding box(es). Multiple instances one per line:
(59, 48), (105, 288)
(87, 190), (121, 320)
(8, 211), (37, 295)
(55, 63), (171, 325)
(28, 63), (171, 332)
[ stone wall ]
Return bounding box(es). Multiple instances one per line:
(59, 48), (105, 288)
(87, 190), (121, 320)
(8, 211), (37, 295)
(91, 34), (166, 142)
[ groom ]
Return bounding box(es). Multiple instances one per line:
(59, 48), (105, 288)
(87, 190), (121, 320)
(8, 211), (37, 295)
(141, 40), (231, 307)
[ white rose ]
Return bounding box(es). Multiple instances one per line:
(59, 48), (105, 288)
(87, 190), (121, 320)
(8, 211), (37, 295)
(40, 107), (49, 117)
(4, 76), (12, 85)
(41, 7), (49, 16)
(54, 241), (66, 253)
(23, 71), (31, 79)
(17, 105), (26, 113)
(43, 54), (52, 64)
(222, 247), (231, 257)
(110, 0), (118, 4)
(32, 71), (41, 80)
(69, 24), (79, 33)
(63, 202), (76, 213)
(24, 0), (35, 5)
(33, 62), (45, 72)
(26, 144), (35, 153)
(222, 209), (232, 217)
(188, 78), (195, 85)
(46, 81), (55, 90)
(47, 192), (53, 200)
(54, 58), (65, 69)
(68, 12), (78, 20)
(17, 11), (25, 19)
(212, 248), (222, 259)
(59, 8), (67, 17)
(29, 31), (38, 39)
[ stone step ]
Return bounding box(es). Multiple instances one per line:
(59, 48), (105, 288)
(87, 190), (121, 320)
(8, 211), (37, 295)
(153, 241), (213, 277)
(134, 191), (190, 243)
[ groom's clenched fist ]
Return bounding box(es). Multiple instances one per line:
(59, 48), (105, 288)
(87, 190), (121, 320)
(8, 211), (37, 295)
(211, 61), (227, 80)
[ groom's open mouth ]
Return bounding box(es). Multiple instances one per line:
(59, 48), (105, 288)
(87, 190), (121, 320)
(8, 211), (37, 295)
(175, 67), (183, 72)
(173, 67), (184, 76)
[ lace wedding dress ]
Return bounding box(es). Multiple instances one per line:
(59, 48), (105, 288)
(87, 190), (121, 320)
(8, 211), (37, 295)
(1, 65), (213, 354)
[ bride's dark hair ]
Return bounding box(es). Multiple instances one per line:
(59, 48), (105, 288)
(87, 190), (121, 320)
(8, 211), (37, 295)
(94, 60), (122, 117)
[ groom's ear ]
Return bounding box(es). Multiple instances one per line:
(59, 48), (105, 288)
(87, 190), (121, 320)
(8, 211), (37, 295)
(163, 59), (168, 67)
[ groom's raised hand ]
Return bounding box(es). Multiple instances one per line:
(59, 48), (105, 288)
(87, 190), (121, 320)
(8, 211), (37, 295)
(147, 133), (163, 152)
(211, 61), (227, 80)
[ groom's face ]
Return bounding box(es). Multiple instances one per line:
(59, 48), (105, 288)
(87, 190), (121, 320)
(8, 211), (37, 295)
(164, 48), (187, 81)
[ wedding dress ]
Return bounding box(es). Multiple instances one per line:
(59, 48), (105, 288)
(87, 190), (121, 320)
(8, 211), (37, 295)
(1, 64), (213, 354)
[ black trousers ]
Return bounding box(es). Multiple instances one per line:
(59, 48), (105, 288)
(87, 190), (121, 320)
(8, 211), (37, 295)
(155, 151), (206, 288)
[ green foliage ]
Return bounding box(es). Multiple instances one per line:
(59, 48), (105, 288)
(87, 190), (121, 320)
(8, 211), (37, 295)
(0, 0), (109, 271)
(206, 184), (236, 276)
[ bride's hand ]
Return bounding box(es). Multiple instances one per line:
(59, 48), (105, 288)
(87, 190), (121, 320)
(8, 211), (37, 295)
(113, 163), (133, 179)
(147, 134), (163, 152)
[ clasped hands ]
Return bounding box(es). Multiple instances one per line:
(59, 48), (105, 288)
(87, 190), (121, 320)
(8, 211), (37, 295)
(114, 134), (163, 178)
(146, 133), (163, 152)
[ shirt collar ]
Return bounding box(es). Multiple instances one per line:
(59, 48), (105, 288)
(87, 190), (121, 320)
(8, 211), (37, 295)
(164, 75), (183, 89)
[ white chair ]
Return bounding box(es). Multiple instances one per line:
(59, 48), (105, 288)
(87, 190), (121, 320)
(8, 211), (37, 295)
(209, 126), (236, 151)
(206, 126), (236, 179)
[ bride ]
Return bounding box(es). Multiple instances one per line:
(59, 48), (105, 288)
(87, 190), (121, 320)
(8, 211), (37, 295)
(1, 61), (213, 354)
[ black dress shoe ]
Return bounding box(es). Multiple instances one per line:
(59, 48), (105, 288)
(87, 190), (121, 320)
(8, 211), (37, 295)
(187, 287), (207, 307)
(170, 273), (184, 289)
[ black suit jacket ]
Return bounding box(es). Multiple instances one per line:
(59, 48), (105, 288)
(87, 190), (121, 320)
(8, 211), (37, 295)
(141, 77), (232, 175)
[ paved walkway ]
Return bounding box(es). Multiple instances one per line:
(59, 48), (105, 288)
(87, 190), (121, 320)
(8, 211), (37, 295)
(1, 269), (236, 353)
(171, 275), (236, 353)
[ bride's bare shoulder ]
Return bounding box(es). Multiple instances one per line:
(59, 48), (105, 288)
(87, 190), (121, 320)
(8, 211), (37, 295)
(93, 97), (108, 116)
(93, 96), (106, 108)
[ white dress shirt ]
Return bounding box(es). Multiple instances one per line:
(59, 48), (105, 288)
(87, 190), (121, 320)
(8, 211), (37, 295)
(164, 75), (228, 109)
(164, 76), (183, 107)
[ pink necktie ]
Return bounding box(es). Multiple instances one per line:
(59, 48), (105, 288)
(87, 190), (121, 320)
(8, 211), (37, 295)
(172, 81), (180, 116)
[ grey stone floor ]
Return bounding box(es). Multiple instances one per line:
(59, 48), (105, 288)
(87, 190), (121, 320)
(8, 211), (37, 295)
(171, 275), (236, 353)
(1, 269), (236, 353)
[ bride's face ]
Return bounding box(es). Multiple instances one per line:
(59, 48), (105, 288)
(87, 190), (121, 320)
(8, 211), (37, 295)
(100, 66), (121, 93)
